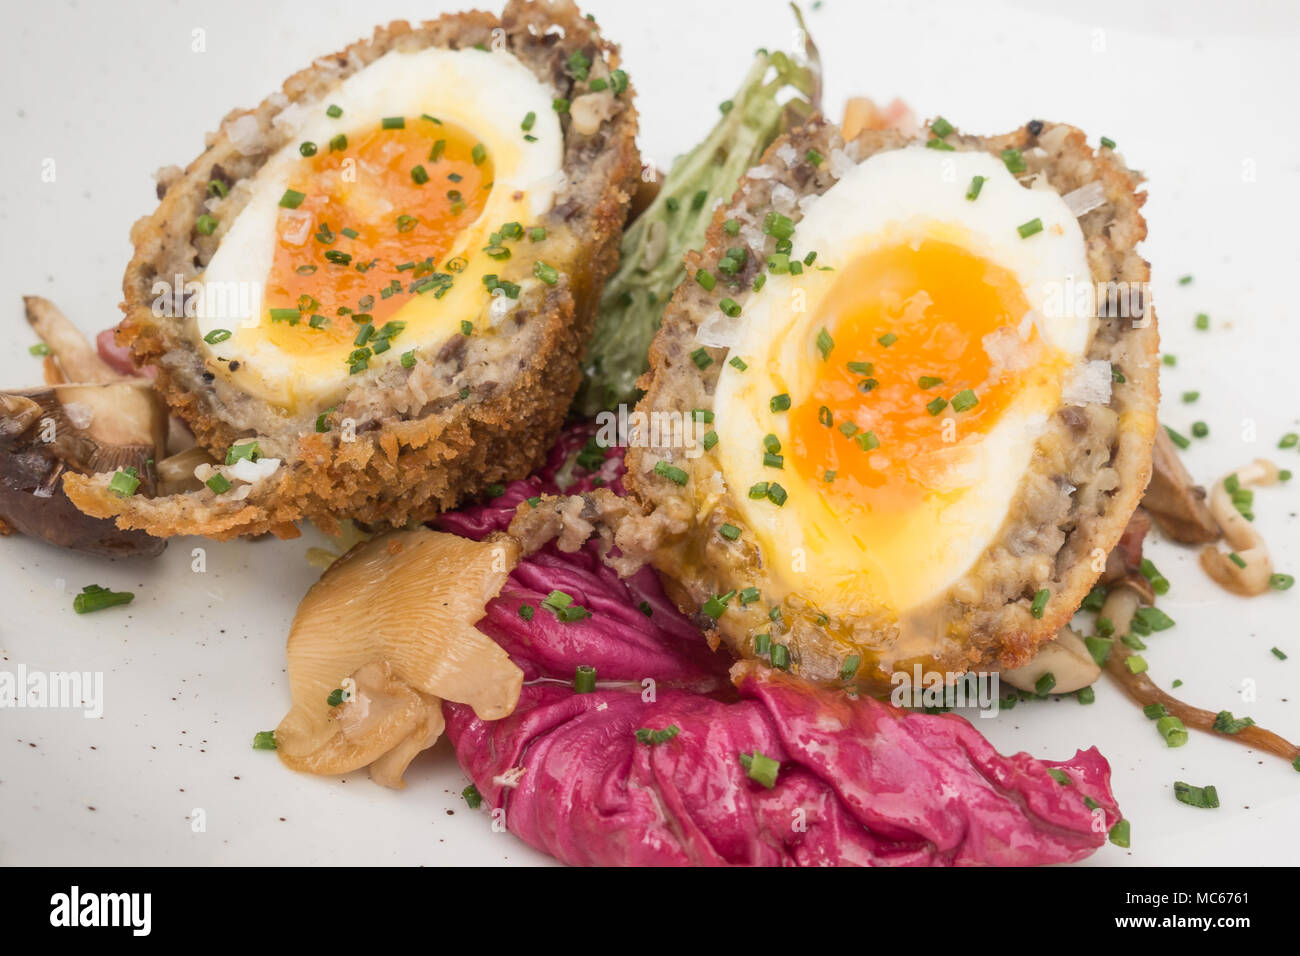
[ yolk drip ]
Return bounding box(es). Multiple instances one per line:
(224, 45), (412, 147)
(262, 120), (493, 354)
(788, 238), (1033, 516)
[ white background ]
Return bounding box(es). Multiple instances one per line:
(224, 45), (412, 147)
(1, 0), (1298, 865)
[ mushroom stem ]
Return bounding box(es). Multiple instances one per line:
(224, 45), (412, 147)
(1100, 583), (1299, 764)
(1142, 425), (1221, 543)
(1199, 460), (1279, 596)
(23, 296), (134, 385)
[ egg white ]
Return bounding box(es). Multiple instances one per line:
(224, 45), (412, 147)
(196, 47), (564, 409)
(711, 146), (1096, 616)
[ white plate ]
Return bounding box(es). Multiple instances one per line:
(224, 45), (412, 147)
(1, 0), (1297, 866)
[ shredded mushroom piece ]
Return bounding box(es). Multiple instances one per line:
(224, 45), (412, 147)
(1199, 460), (1279, 595)
(1099, 583), (1300, 764)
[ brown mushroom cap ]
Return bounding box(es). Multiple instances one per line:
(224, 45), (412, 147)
(0, 384), (167, 557)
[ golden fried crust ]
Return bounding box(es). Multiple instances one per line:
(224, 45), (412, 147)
(612, 117), (1157, 684)
(69, 1), (641, 540)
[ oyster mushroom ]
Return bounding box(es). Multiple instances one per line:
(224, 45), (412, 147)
(0, 383), (167, 557)
(1001, 627), (1100, 694)
(1142, 426), (1220, 543)
(275, 529), (523, 788)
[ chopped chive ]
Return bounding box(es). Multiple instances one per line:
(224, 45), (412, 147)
(381, 116), (405, 130)
(329, 133), (347, 152)
(1164, 425), (1191, 449)
(719, 298), (741, 318)
(195, 214), (218, 236)
(816, 327), (834, 360)
(738, 751), (780, 789)
(1109, 819), (1130, 847)
(472, 143), (487, 165)
(1076, 686), (1096, 705)
(930, 116), (954, 138)
(690, 347), (713, 370)
(574, 665), (597, 694)
(805, 148), (824, 166)
(1271, 573), (1295, 591)
(521, 111), (536, 131)
(950, 388), (979, 412)
(410, 165), (429, 185)
(654, 460), (688, 485)
(766, 483), (787, 506)
(1195, 313), (1210, 331)
(534, 261), (559, 285)
(1191, 421), (1208, 438)
(1017, 217), (1044, 239)
(718, 523), (741, 541)
(877, 332), (897, 347)
(1001, 148), (1026, 174)
(1173, 781), (1219, 809)
(1126, 655), (1148, 675)
(108, 467), (140, 497)
(695, 269), (716, 290)
(252, 731), (277, 750)
(1100, 136), (1116, 150)
(278, 189), (306, 209)
(769, 643), (789, 670)
(205, 473), (232, 494)
(325, 104), (342, 118)
(966, 175), (986, 200)
(840, 656), (859, 680)
(918, 375), (943, 389)
(462, 784), (483, 809)
(926, 396), (948, 416)
(769, 393), (791, 413)
(1157, 715), (1189, 748)
(1030, 588), (1050, 619)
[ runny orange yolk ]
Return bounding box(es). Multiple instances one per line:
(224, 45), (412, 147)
(262, 120), (493, 354)
(788, 238), (1035, 516)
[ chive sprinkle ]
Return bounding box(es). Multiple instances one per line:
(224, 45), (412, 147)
(72, 584), (134, 614)
(1017, 217), (1044, 239)
(1173, 781), (1219, 809)
(738, 751), (780, 789)
(654, 460), (688, 485)
(574, 665), (597, 694)
(1030, 589), (1050, 618)
(966, 175), (986, 200)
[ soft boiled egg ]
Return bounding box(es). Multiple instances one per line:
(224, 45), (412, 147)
(196, 46), (564, 410)
(711, 146), (1095, 617)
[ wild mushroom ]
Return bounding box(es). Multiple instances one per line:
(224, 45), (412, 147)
(2, 297), (172, 556)
(1142, 425), (1220, 543)
(1001, 627), (1100, 694)
(1199, 459), (1280, 596)
(275, 528), (524, 788)
(24, 296), (135, 385)
(0, 383), (167, 557)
